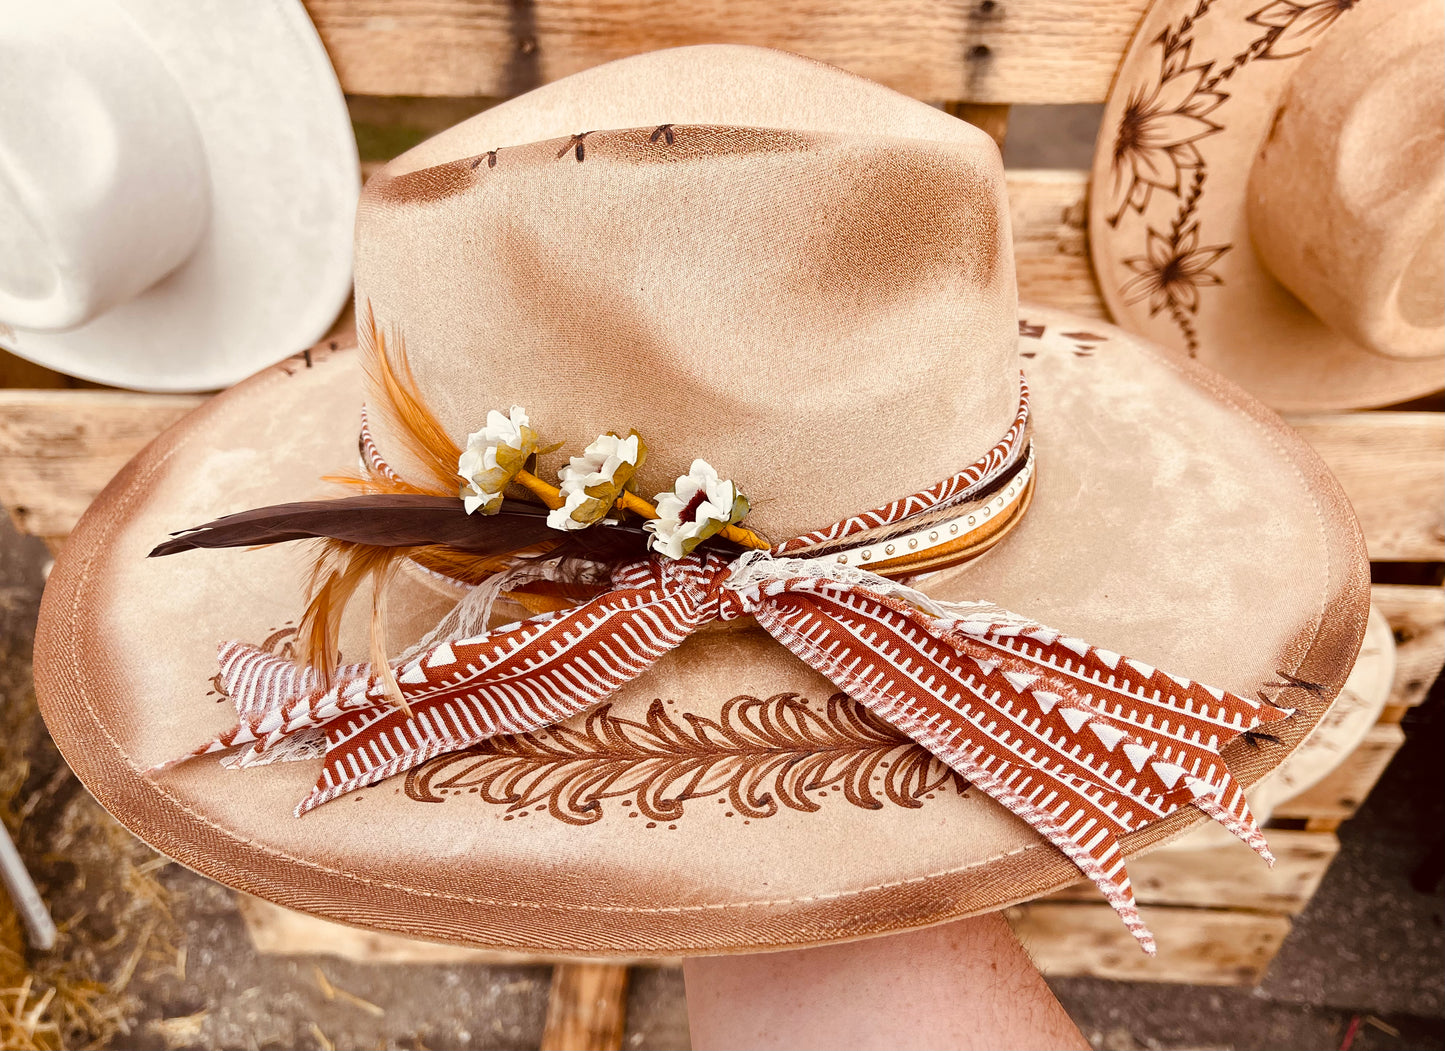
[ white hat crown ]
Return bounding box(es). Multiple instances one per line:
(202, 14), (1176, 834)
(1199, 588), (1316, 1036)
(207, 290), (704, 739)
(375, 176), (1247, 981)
(0, 0), (210, 332)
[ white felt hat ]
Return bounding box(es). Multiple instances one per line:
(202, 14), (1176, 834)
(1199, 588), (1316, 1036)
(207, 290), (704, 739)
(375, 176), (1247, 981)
(0, 0), (358, 392)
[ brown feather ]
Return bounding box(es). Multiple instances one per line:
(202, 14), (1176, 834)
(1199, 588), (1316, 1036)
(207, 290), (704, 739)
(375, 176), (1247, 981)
(149, 495), (576, 556)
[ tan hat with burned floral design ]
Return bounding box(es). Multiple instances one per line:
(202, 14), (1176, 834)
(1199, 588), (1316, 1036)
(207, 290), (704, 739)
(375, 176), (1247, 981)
(1091, 0), (1444, 411)
(36, 45), (1368, 957)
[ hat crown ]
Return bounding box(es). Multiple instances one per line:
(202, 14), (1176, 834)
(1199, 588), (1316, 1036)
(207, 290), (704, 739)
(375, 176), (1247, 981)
(0, 0), (211, 333)
(355, 47), (1020, 543)
(1247, 0), (1444, 361)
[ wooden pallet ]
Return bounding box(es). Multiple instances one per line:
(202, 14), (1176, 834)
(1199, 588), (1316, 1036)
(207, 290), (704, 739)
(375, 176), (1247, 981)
(3, 0), (1441, 1038)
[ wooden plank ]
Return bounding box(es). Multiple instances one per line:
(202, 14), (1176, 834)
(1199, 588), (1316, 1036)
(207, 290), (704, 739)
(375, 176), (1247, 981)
(304, 0), (1149, 104)
(2, 397), (1439, 566)
(1046, 829), (1339, 915)
(235, 893), (534, 965)
(1288, 413), (1445, 562)
(0, 346), (70, 390)
(1271, 723), (1408, 825)
(349, 95), (498, 163)
(1006, 902), (1292, 986)
(1372, 584), (1445, 717)
(235, 893), (674, 967)
(1007, 170), (1104, 317)
(541, 963), (630, 1051)
(0, 390), (205, 540)
(943, 102), (1011, 151)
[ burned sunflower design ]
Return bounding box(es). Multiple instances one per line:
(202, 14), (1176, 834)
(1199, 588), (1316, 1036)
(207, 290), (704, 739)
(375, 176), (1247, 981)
(1122, 224), (1231, 316)
(1106, 63), (1225, 226)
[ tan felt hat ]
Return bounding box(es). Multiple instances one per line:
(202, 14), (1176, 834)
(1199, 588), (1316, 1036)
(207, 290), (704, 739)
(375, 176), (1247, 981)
(1090, 0), (1445, 412)
(36, 46), (1370, 957)
(1157, 601), (1394, 853)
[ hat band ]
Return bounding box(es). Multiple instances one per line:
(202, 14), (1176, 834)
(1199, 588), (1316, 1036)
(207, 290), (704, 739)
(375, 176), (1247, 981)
(360, 375), (1036, 586)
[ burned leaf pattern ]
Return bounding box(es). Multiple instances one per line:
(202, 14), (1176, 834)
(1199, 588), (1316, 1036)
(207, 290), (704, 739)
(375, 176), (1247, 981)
(404, 693), (967, 824)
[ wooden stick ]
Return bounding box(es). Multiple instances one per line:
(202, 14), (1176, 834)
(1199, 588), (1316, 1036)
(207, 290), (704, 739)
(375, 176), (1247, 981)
(540, 962), (629, 1051)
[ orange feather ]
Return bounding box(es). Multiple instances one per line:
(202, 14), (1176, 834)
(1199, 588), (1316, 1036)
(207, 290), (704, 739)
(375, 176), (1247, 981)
(358, 301), (461, 497)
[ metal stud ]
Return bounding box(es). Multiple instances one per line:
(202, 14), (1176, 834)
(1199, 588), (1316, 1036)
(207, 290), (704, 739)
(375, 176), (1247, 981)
(968, 516), (976, 526)
(950, 523), (959, 534)
(929, 531), (939, 541)
(885, 544), (895, 555)
(908, 538), (918, 549)
(836, 554), (849, 564)
(982, 507), (991, 517)
(861, 549), (872, 561)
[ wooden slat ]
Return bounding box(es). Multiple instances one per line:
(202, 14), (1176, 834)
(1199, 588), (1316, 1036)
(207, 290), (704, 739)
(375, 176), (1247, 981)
(235, 893), (537, 965)
(1271, 723), (1408, 826)
(235, 892), (673, 966)
(1008, 170), (1103, 317)
(1372, 584), (1445, 718)
(1288, 413), (1445, 562)
(0, 390), (205, 542)
(943, 102), (1011, 151)
(541, 963), (630, 1051)
(1046, 829), (1338, 915)
(0, 346), (70, 390)
(1, 405), (1439, 567)
(303, 0), (1149, 104)
(1006, 903), (1292, 986)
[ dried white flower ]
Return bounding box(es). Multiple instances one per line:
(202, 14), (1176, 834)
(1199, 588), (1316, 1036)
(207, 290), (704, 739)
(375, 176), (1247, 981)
(547, 432), (646, 531)
(645, 459), (750, 559)
(457, 405), (538, 514)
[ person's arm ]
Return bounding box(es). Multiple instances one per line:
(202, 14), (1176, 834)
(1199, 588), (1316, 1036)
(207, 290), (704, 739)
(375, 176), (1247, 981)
(683, 912), (1090, 1051)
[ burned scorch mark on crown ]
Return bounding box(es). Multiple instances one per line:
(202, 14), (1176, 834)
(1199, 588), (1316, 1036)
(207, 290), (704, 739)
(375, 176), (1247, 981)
(362, 124), (820, 206)
(366, 157), (488, 205)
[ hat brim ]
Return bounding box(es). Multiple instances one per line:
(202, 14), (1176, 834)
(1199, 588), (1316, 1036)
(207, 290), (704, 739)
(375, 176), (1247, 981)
(0, 0), (357, 392)
(1088, 0), (1445, 412)
(35, 307), (1368, 955)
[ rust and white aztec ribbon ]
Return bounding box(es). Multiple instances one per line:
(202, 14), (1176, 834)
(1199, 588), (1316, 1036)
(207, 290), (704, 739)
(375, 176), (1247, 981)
(773, 381), (1031, 556)
(172, 546), (1290, 953)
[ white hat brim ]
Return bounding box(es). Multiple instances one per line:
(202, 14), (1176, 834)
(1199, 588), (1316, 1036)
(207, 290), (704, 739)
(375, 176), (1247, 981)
(0, 0), (357, 392)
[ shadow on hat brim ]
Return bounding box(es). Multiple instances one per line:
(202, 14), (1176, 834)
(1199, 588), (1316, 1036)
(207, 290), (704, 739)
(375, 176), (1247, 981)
(33, 306), (1368, 955)
(1088, 0), (1444, 412)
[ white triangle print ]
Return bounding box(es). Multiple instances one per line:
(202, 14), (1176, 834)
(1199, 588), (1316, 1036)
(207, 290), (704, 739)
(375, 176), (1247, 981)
(1003, 670), (1039, 693)
(972, 656), (999, 677)
(1060, 707), (1090, 733)
(1094, 648), (1121, 670)
(1123, 742), (1153, 772)
(1151, 761), (1187, 790)
(1126, 658), (1156, 679)
(1031, 690), (1062, 714)
(398, 663), (427, 685)
(426, 642), (457, 669)
(1090, 722), (1128, 752)
(1186, 776), (1220, 799)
